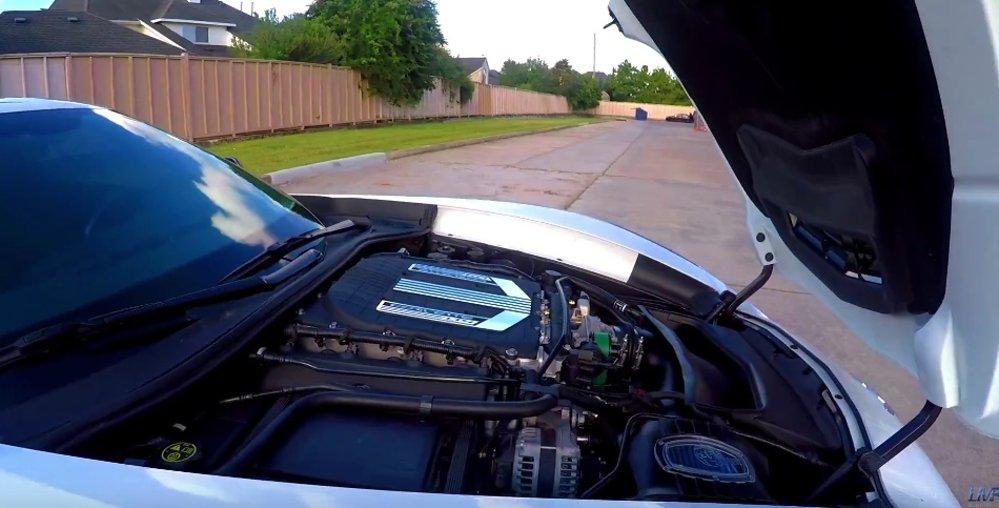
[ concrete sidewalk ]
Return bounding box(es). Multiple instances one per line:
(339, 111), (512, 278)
(284, 120), (993, 499)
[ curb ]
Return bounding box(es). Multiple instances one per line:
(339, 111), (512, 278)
(261, 121), (596, 184)
(386, 123), (588, 160)
(263, 152), (387, 185)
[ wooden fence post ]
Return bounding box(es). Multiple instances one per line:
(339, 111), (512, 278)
(268, 61), (274, 132)
(180, 54), (194, 141)
(65, 55), (73, 101)
(146, 57), (155, 124)
(18, 57), (27, 97)
(332, 64), (336, 129)
(164, 57), (174, 134)
(127, 56), (135, 117)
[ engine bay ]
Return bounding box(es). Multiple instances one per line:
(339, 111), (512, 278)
(75, 237), (858, 504)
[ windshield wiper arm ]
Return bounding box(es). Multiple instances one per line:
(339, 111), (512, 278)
(0, 248), (323, 370)
(221, 219), (363, 283)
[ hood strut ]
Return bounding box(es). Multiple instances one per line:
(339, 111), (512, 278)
(706, 264), (774, 322)
(807, 401), (942, 501)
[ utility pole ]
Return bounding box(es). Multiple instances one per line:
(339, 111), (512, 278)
(592, 32), (597, 78)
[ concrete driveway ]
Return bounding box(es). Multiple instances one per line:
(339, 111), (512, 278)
(285, 120), (990, 499)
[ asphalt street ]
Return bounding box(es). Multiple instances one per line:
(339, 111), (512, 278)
(284, 119), (994, 500)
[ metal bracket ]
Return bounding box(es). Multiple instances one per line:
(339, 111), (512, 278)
(806, 401), (942, 502)
(751, 229), (776, 266)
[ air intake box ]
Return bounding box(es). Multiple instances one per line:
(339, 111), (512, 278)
(627, 418), (772, 502)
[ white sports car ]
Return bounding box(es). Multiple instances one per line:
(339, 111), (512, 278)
(0, 0), (989, 506)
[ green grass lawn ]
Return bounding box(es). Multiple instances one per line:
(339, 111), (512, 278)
(209, 117), (601, 176)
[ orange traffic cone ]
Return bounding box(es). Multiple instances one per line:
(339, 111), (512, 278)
(693, 111), (707, 132)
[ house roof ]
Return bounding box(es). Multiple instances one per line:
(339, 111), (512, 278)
(456, 57), (487, 74)
(49, 0), (253, 56)
(141, 20), (233, 56)
(591, 71), (608, 87)
(152, 0), (256, 34)
(50, 0), (256, 34)
(49, 0), (162, 21)
(489, 69), (501, 82)
(0, 10), (182, 55)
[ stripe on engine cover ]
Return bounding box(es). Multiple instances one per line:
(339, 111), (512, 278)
(375, 264), (533, 331)
(376, 301), (528, 331)
(393, 279), (531, 313)
(408, 263), (497, 285)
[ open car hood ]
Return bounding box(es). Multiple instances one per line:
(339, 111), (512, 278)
(610, 0), (999, 438)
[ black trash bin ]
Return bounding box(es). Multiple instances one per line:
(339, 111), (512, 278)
(635, 108), (648, 121)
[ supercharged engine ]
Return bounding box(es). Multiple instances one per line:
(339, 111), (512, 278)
(95, 243), (848, 504)
(320, 253), (546, 364)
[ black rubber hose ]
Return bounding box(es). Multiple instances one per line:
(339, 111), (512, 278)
(252, 350), (518, 386)
(214, 391), (558, 476)
(218, 384), (354, 404)
(538, 277), (570, 377)
(579, 413), (678, 499)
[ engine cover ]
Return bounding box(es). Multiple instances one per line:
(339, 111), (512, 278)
(325, 254), (542, 358)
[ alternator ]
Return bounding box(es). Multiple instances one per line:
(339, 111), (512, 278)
(512, 408), (581, 498)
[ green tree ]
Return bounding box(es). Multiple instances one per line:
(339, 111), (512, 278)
(498, 58), (553, 92)
(429, 47), (475, 104)
(305, 0), (466, 106)
(604, 60), (642, 102)
(551, 59), (574, 91)
(498, 58), (598, 111)
(605, 60), (690, 106)
(497, 60), (530, 89)
(233, 12), (340, 64)
(642, 68), (691, 106)
(567, 75), (601, 111)
(237, 1), (469, 105)
(551, 60), (599, 111)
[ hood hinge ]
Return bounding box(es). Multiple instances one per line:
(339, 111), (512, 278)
(751, 230), (777, 266)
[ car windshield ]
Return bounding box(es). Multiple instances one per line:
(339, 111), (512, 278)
(0, 106), (322, 344)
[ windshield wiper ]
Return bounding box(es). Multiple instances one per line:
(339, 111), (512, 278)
(220, 219), (364, 283)
(0, 248), (323, 371)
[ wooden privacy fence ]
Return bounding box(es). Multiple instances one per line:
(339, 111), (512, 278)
(589, 100), (694, 121)
(0, 53), (571, 141)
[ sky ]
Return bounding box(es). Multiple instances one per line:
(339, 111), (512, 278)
(0, 0), (671, 74)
